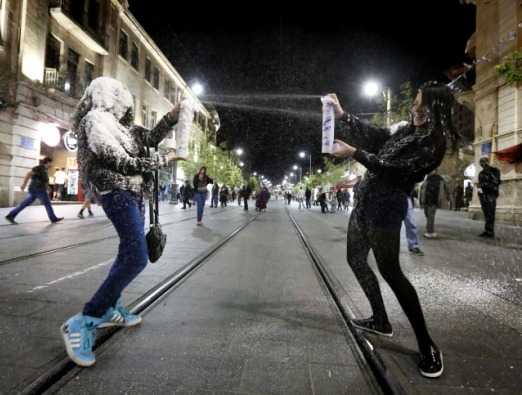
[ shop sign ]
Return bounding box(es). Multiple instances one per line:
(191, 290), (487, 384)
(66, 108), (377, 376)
(63, 131), (78, 152)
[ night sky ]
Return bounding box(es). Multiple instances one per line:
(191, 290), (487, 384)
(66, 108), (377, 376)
(128, 1), (475, 183)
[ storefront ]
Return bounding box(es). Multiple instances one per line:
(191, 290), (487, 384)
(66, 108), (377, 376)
(38, 122), (81, 201)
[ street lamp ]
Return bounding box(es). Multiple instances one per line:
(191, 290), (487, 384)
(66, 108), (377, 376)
(317, 169), (322, 174)
(191, 81), (205, 96)
(253, 172), (257, 176)
(299, 151), (312, 176)
(362, 79), (392, 128)
(293, 164), (303, 182)
(235, 148), (244, 156)
(239, 161), (244, 168)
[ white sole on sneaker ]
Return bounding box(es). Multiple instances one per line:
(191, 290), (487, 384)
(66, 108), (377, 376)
(419, 353), (444, 378)
(60, 324), (95, 367)
(351, 322), (394, 338)
(98, 315), (142, 329)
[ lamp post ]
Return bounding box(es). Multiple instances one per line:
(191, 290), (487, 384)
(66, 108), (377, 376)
(299, 151), (312, 176)
(362, 80), (392, 128)
(293, 164), (302, 183)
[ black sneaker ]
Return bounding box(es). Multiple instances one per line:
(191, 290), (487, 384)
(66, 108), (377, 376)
(479, 232), (494, 238)
(5, 215), (17, 225)
(77, 212), (84, 219)
(52, 217), (64, 224)
(419, 345), (444, 378)
(409, 247), (424, 256)
(88, 211), (94, 217)
(351, 317), (393, 337)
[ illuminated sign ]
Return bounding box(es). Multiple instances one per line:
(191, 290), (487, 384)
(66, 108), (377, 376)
(63, 131), (78, 152)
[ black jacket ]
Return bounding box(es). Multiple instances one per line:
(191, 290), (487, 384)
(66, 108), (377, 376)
(339, 113), (446, 226)
(193, 174), (213, 192)
(478, 166), (501, 197)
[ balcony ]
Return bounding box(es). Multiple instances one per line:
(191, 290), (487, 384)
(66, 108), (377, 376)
(44, 68), (85, 99)
(49, 1), (108, 56)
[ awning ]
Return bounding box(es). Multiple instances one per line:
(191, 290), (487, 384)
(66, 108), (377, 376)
(496, 143), (522, 164)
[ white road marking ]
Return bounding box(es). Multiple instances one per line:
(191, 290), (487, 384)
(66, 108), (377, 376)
(26, 259), (113, 293)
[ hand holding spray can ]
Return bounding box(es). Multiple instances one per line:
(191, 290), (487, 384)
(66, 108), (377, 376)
(321, 96), (335, 154)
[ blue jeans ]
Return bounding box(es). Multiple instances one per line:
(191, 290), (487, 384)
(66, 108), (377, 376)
(404, 197), (419, 249)
(194, 191), (207, 222)
(83, 190), (147, 318)
(8, 188), (59, 222)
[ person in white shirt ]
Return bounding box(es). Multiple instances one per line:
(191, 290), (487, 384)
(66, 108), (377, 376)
(53, 168), (67, 200)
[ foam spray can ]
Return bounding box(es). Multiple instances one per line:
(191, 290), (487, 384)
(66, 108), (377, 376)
(321, 96), (335, 154)
(175, 97), (195, 160)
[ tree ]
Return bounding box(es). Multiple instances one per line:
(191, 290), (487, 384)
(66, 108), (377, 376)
(372, 81), (414, 127)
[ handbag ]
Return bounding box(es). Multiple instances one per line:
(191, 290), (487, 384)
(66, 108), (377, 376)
(146, 143), (167, 263)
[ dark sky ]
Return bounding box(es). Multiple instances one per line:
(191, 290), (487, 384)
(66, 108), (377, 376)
(128, 1), (475, 183)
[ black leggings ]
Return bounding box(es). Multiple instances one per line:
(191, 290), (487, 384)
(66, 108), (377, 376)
(347, 209), (434, 353)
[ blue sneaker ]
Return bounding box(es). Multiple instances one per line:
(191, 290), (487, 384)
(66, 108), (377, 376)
(98, 303), (142, 329)
(60, 313), (101, 367)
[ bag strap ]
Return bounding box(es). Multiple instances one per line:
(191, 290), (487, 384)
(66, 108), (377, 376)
(146, 140), (155, 227)
(154, 143), (160, 225)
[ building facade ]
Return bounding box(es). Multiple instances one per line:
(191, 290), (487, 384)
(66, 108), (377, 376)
(0, 0), (216, 207)
(466, 0), (522, 224)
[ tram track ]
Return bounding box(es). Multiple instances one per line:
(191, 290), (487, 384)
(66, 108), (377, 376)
(18, 212), (259, 395)
(0, 208), (231, 267)
(286, 208), (406, 395)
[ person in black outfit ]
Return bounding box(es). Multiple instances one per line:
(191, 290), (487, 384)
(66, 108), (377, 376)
(180, 180), (193, 209)
(329, 82), (455, 379)
(318, 189), (328, 214)
(241, 185), (252, 211)
(6, 157), (64, 224)
(305, 187), (312, 208)
(478, 157), (501, 238)
(464, 183), (473, 208)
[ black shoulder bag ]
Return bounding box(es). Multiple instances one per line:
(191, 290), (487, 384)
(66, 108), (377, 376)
(146, 143), (167, 263)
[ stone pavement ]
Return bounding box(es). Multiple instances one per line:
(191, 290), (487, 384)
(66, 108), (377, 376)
(0, 199), (520, 394)
(290, 203), (521, 395)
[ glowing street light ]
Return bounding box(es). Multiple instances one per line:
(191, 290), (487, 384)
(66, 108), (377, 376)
(299, 151), (306, 159)
(239, 161), (245, 168)
(253, 172), (257, 176)
(191, 81), (205, 96)
(293, 165), (298, 170)
(235, 148), (244, 156)
(317, 169), (322, 174)
(362, 79), (392, 128)
(290, 172), (295, 177)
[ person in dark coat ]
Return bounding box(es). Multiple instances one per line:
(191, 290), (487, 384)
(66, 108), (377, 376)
(180, 180), (193, 209)
(329, 82), (455, 378)
(210, 183), (220, 208)
(241, 185), (252, 211)
(420, 169), (449, 238)
(464, 183), (473, 208)
(305, 187), (312, 208)
(318, 188), (328, 214)
(256, 187), (270, 211)
(478, 157), (501, 238)
(220, 185), (229, 207)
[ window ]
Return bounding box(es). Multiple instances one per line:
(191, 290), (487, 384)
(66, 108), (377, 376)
(45, 35), (61, 69)
(71, 0), (86, 24)
(67, 49), (80, 97)
(119, 30), (128, 60)
(87, 0), (100, 31)
(141, 105), (148, 128)
(131, 42), (139, 70)
(153, 67), (160, 90)
(145, 58), (151, 82)
(151, 111), (158, 127)
(84, 61), (94, 87)
(164, 79), (171, 99)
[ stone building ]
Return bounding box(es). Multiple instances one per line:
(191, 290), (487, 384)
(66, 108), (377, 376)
(465, 0), (522, 224)
(0, 0), (215, 207)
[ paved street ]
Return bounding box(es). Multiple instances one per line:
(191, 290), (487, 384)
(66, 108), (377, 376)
(0, 201), (520, 394)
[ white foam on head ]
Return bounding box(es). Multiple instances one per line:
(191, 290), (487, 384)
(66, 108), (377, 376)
(82, 77), (134, 121)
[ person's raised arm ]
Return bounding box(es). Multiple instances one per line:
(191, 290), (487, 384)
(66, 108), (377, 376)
(327, 94), (390, 154)
(134, 104), (180, 148)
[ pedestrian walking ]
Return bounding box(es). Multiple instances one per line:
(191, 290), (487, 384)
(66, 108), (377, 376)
(336, 189), (344, 211)
(420, 169), (448, 239)
(477, 157), (501, 238)
(329, 82), (455, 378)
(220, 185), (229, 207)
(343, 189), (351, 210)
(464, 183), (473, 208)
(241, 184), (252, 211)
(305, 187), (312, 208)
(256, 186), (270, 211)
(318, 189), (328, 214)
(286, 191), (292, 205)
(77, 179), (95, 219)
(5, 157), (64, 224)
(193, 167), (213, 225)
(60, 77), (181, 367)
(180, 180), (193, 209)
(210, 183), (219, 208)
(53, 167), (67, 201)
(404, 189), (423, 255)
(297, 187), (305, 210)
